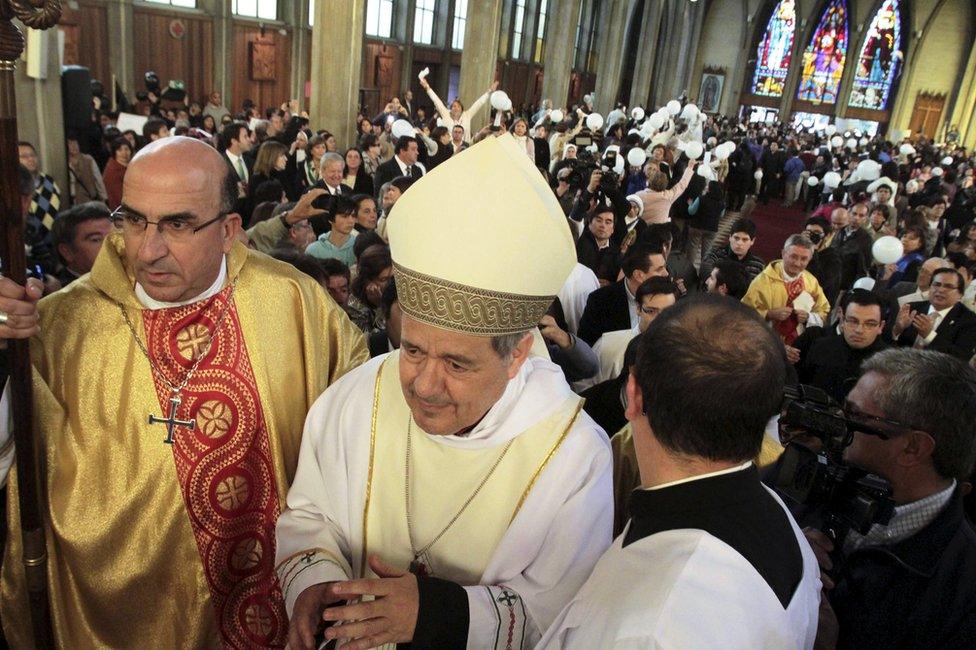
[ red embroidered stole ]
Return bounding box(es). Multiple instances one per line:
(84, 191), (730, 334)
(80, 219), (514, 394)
(142, 286), (287, 648)
(775, 275), (806, 345)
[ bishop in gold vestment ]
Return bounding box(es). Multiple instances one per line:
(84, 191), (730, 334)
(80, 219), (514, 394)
(1, 232), (367, 647)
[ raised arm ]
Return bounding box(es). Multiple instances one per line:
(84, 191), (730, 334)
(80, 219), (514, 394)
(421, 77), (453, 123)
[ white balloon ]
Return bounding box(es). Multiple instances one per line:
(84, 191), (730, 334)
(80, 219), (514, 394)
(391, 119), (415, 139)
(549, 109), (564, 123)
(846, 137), (858, 150)
(857, 160), (881, 182)
(613, 155), (625, 175)
(627, 128), (641, 136)
(807, 176), (820, 187)
(586, 113), (605, 131)
(859, 137), (869, 146)
(698, 164), (716, 181)
(666, 100), (681, 116)
(607, 109), (625, 127)
(500, 97), (513, 112)
(680, 103), (699, 121)
(647, 113), (665, 130)
(825, 125), (837, 136)
(631, 107), (645, 121)
(754, 169), (764, 180)
(830, 136), (844, 149)
(714, 144), (731, 161)
(627, 147), (647, 167)
(852, 277), (876, 291)
(899, 143), (916, 156)
(932, 166), (944, 177)
(872, 236), (904, 265)
(942, 156), (954, 165)
(490, 91), (509, 110)
(684, 141), (704, 160)
(823, 171), (842, 189)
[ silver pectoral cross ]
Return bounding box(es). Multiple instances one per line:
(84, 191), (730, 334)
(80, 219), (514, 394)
(148, 394), (196, 444)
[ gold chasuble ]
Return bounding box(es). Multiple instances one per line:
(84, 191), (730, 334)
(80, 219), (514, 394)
(364, 354), (582, 585)
(1, 233), (367, 648)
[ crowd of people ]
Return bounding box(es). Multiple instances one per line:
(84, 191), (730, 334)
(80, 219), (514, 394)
(4, 72), (976, 648)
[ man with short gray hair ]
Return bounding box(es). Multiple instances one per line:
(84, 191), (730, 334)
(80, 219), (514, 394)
(802, 349), (976, 648)
(742, 233), (831, 344)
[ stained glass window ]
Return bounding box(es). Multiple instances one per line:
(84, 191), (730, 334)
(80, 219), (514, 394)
(796, 0), (849, 104)
(751, 0), (796, 97)
(848, 0), (901, 110)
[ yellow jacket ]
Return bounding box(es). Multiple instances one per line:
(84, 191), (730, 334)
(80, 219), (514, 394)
(742, 260), (831, 322)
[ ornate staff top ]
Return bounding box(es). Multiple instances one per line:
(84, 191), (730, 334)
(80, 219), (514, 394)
(0, 1), (62, 66)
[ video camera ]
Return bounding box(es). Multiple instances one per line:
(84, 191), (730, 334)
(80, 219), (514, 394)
(563, 150), (621, 198)
(771, 384), (894, 546)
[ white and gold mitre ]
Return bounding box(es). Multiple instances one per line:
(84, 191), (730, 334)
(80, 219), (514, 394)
(387, 134), (576, 335)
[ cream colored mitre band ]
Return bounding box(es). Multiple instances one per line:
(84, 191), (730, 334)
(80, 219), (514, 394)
(393, 262), (555, 336)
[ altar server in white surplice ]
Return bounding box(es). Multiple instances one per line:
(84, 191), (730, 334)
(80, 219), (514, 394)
(276, 134), (613, 650)
(539, 296), (822, 649)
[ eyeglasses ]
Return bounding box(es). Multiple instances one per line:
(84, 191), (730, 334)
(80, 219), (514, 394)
(930, 281), (960, 291)
(111, 207), (226, 242)
(843, 316), (881, 330)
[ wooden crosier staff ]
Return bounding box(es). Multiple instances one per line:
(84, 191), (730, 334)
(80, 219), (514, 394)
(0, 1), (61, 647)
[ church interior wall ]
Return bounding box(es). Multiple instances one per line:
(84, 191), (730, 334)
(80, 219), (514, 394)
(691, 0), (754, 115)
(131, 5), (214, 107)
(230, 23), (293, 117)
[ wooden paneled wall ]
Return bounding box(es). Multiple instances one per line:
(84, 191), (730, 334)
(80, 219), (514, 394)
(58, 0), (110, 88)
(232, 26), (293, 114)
(132, 6), (214, 105)
(360, 40), (403, 117)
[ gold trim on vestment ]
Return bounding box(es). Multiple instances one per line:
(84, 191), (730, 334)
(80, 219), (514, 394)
(393, 262), (556, 335)
(360, 356), (389, 578)
(508, 399), (584, 525)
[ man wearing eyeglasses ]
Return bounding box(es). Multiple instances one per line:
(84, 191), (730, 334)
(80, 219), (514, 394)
(0, 136), (368, 647)
(797, 289), (888, 403)
(890, 267), (976, 362)
(802, 349), (976, 648)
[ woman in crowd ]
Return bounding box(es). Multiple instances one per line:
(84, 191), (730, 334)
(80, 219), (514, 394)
(346, 244), (393, 334)
(296, 133), (327, 193)
(426, 126), (453, 170)
(201, 114), (217, 135)
(880, 224), (927, 287)
(511, 118), (535, 160)
(342, 147), (374, 196)
(686, 180), (726, 271)
(352, 194), (379, 233)
(360, 134), (382, 177)
(356, 117), (375, 148)
(249, 140), (297, 201)
(103, 137), (132, 210)
(636, 161), (696, 224)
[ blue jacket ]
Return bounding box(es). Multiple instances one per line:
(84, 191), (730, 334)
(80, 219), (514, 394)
(784, 156), (805, 183)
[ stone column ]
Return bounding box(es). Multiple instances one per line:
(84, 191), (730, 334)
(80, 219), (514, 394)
(289, 0), (312, 109)
(592, 0), (634, 115)
(105, 0), (135, 97)
(457, 0), (503, 132)
(400, 0), (416, 97)
(540, 0), (581, 110)
(949, 43), (976, 147)
(199, 0), (231, 104)
(629, 0), (660, 110)
(309, 0), (365, 148)
(15, 23), (67, 193)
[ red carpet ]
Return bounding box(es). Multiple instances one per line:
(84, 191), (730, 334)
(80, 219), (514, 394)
(742, 199), (812, 262)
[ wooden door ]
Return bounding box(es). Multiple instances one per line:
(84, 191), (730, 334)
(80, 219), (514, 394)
(908, 93), (945, 139)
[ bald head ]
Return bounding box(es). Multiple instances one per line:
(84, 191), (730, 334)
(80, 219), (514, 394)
(127, 136), (236, 215)
(919, 257), (948, 291)
(830, 207), (849, 231)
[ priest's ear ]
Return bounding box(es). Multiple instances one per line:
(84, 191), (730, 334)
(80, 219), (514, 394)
(503, 331), (536, 379)
(221, 212), (244, 253)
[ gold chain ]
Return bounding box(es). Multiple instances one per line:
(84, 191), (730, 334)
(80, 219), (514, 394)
(405, 417), (513, 563)
(119, 276), (240, 395)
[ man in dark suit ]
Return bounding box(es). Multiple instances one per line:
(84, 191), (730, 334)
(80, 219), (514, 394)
(830, 204), (873, 291)
(307, 152), (352, 235)
(373, 136), (423, 201)
(577, 242), (668, 346)
(218, 121), (254, 221)
(890, 268), (976, 362)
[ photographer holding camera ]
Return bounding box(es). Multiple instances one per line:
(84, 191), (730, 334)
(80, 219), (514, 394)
(803, 349), (976, 648)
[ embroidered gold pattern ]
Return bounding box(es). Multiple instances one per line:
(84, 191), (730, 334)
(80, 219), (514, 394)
(393, 262), (555, 335)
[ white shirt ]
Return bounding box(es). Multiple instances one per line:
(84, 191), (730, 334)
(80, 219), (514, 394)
(916, 303), (953, 347)
(225, 150), (248, 182)
(624, 280), (639, 331)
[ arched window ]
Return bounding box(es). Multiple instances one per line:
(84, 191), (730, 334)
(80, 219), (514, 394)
(848, 0), (902, 110)
(796, 0), (849, 103)
(751, 0), (797, 97)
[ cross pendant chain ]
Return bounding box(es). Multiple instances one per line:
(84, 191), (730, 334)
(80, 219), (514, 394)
(409, 551), (431, 578)
(148, 393), (196, 444)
